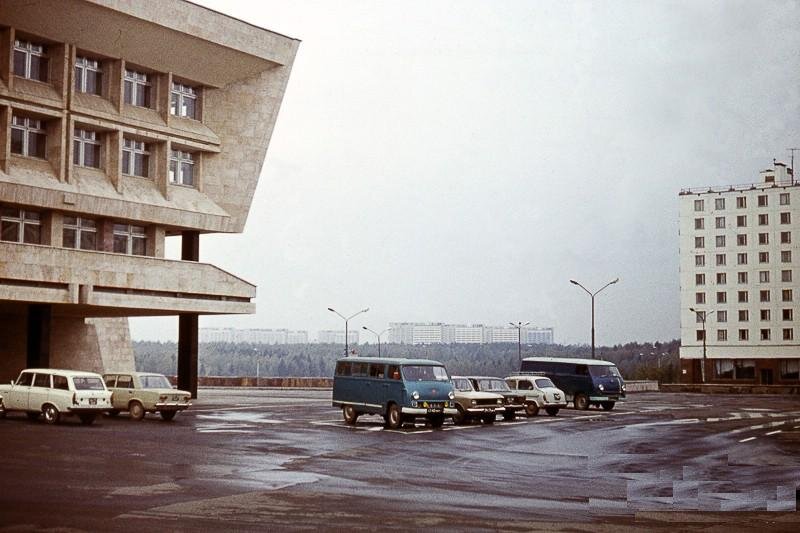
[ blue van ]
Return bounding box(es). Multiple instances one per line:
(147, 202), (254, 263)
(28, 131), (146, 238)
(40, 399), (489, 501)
(332, 357), (457, 429)
(518, 357), (626, 410)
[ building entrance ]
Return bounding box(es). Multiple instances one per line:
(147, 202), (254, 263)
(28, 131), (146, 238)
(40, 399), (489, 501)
(760, 368), (774, 385)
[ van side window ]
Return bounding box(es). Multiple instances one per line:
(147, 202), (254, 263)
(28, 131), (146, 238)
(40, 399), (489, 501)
(576, 364), (589, 376)
(335, 362), (351, 376)
(105, 375), (117, 387)
(33, 373), (50, 388)
(388, 365), (401, 379)
(352, 363), (368, 377)
(16, 372), (34, 386)
(53, 375), (69, 390)
(519, 380), (533, 390)
(368, 364), (385, 379)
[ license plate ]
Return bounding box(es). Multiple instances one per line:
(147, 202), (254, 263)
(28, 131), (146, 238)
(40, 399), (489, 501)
(427, 408), (443, 413)
(89, 398), (97, 405)
(483, 407), (495, 412)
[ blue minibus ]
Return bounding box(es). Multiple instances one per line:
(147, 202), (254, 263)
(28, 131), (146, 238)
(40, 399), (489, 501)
(518, 357), (626, 410)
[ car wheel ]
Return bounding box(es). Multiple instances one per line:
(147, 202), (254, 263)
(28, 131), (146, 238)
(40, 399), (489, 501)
(482, 413), (496, 424)
(453, 404), (468, 425)
(160, 411), (177, 422)
(342, 405), (358, 425)
(386, 403), (403, 429)
(428, 414), (445, 428)
(574, 393), (590, 410)
(545, 407), (560, 416)
(26, 411), (40, 421)
(129, 401), (145, 421)
(106, 410), (120, 417)
(79, 414), (97, 425)
(525, 402), (540, 417)
(502, 410), (516, 421)
(43, 404), (60, 425)
(601, 401), (615, 411)
(0, 400), (5, 419)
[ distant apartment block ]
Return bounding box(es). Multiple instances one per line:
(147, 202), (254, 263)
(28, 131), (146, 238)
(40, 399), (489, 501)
(200, 328), (308, 344)
(389, 322), (554, 345)
(318, 330), (360, 345)
(678, 160), (799, 385)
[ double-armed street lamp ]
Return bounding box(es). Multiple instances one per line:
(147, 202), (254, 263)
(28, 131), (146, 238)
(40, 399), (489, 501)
(509, 321), (530, 367)
(569, 277), (619, 359)
(689, 307), (715, 384)
(362, 326), (389, 358)
(328, 307), (369, 357)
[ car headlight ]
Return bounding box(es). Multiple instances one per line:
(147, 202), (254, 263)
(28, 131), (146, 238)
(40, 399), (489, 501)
(412, 391), (420, 400)
(598, 384), (605, 391)
(497, 399), (503, 405)
(448, 391), (455, 400)
(471, 399), (477, 406)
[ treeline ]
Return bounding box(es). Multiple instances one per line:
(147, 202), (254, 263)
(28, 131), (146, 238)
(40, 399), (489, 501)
(133, 339), (681, 383)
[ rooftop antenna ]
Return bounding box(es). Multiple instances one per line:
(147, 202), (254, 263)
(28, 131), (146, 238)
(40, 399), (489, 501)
(788, 148), (800, 177)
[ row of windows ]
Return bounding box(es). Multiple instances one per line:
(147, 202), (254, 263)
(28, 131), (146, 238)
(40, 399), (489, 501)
(694, 250), (792, 266)
(698, 328), (795, 342)
(713, 359), (800, 381)
(694, 212), (792, 229)
(9, 113), (196, 186)
(695, 289), (794, 304)
(693, 308), (795, 323)
(695, 271), (793, 285)
(694, 193), (792, 212)
(0, 207), (148, 256)
(13, 39), (200, 120)
(693, 231), (792, 248)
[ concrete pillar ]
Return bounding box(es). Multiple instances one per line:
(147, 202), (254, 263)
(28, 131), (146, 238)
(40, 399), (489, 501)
(27, 305), (52, 369)
(178, 231), (200, 397)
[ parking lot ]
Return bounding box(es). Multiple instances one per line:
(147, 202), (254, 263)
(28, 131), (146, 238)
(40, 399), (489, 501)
(1, 390), (799, 531)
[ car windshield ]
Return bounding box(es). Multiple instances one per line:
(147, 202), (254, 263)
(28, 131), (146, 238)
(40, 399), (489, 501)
(476, 379), (510, 392)
(401, 365), (449, 382)
(589, 365), (622, 378)
(72, 376), (105, 390)
(535, 378), (556, 388)
(451, 378), (474, 391)
(141, 375), (172, 389)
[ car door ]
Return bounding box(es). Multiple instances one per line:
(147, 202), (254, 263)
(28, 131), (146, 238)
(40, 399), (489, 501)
(5, 371), (34, 410)
(28, 373), (51, 412)
(115, 374), (135, 408)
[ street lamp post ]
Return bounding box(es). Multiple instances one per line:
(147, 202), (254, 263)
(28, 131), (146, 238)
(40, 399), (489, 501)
(328, 307), (369, 357)
(689, 307), (715, 384)
(569, 278), (619, 359)
(509, 321), (530, 368)
(362, 326), (389, 358)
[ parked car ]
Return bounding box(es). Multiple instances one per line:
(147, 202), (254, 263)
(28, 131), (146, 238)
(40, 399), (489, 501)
(104, 372), (191, 421)
(504, 374), (567, 416)
(332, 357), (457, 429)
(519, 357), (626, 410)
(450, 376), (505, 425)
(0, 368), (112, 425)
(467, 376), (526, 420)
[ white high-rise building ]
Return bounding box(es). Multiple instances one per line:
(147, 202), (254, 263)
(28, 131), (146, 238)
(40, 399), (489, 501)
(199, 328), (308, 344)
(678, 160), (799, 384)
(389, 322), (555, 345)
(318, 330), (359, 345)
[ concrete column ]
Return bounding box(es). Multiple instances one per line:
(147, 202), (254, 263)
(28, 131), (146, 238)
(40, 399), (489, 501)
(178, 230), (200, 397)
(27, 305), (52, 369)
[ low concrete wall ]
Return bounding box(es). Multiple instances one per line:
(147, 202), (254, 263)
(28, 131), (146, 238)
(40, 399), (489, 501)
(625, 380), (659, 392)
(661, 383), (800, 395)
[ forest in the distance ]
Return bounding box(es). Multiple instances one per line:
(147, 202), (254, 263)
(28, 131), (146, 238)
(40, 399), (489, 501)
(133, 339), (681, 383)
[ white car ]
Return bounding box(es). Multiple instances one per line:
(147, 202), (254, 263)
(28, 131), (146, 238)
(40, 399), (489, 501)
(0, 368), (112, 425)
(505, 374), (568, 416)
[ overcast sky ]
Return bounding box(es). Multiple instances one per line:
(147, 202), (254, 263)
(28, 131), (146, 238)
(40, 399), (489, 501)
(130, 0), (800, 345)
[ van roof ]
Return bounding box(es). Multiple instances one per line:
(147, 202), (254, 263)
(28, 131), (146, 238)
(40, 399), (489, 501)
(335, 357), (445, 366)
(521, 356), (617, 366)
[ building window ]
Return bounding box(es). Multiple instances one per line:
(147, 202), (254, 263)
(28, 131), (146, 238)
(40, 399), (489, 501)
(737, 253), (747, 265)
(716, 291), (726, 304)
(783, 328), (794, 341)
(781, 250), (792, 263)
(696, 330), (705, 341)
(758, 233), (769, 245)
(738, 329), (749, 341)
(758, 251), (769, 264)
(779, 192), (790, 206)
(760, 328), (771, 341)
(717, 310), (727, 322)
(780, 212), (791, 224)
(736, 215), (747, 227)
(759, 271), (770, 283)
(123, 69), (151, 108)
(760, 290), (770, 303)
(73, 128), (101, 169)
(694, 218), (704, 230)
(737, 197), (747, 208)
(112, 224), (147, 255)
(122, 139), (150, 178)
(738, 309), (749, 322)
(10, 116), (46, 159)
(62, 216), (97, 250)
(716, 273), (727, 285)
(694, 199), (704, 212)
(715, 235), (725, 247)
(783, 309), (794, 321)
(782, 270), (793, 283)
(757, 194), (768, 207)
(695, 236), (705, 248)
(169, 150), (195, 186)
(780, 359), (799, 380)
(782, 289), (793, 302)
(736, 234), (747, 246)
(716, 253), (726, 266)
(758, 213), (769, 226)
(695, 273), (705, 285)
(737, 271), (748, 284)
(0, 207), (41, 244)
(696, 292), (706, 304)
(13, 39), (48, 82)
(715, 359), (755, 379)
(170, 82), (198, 119)
(74, 56), (102, 95)
(695, 311), (706, 323)
(760, 309), (771, 321)
(781, 231), (791, 244)
(695, 255), (705, 267)
(716, 217), (726, 229)
(715, 198), (726, 210)
(738, 291), (748, 303)
(717, 329), (728, 342)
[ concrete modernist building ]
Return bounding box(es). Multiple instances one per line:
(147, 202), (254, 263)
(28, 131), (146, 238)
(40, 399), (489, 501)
(389, 322), (555, 345)
(679, 161), (799, 384)
(0, 1), (299, 395)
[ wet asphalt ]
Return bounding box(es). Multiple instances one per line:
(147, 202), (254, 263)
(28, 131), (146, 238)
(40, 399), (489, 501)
(1, 390), (799, 532)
